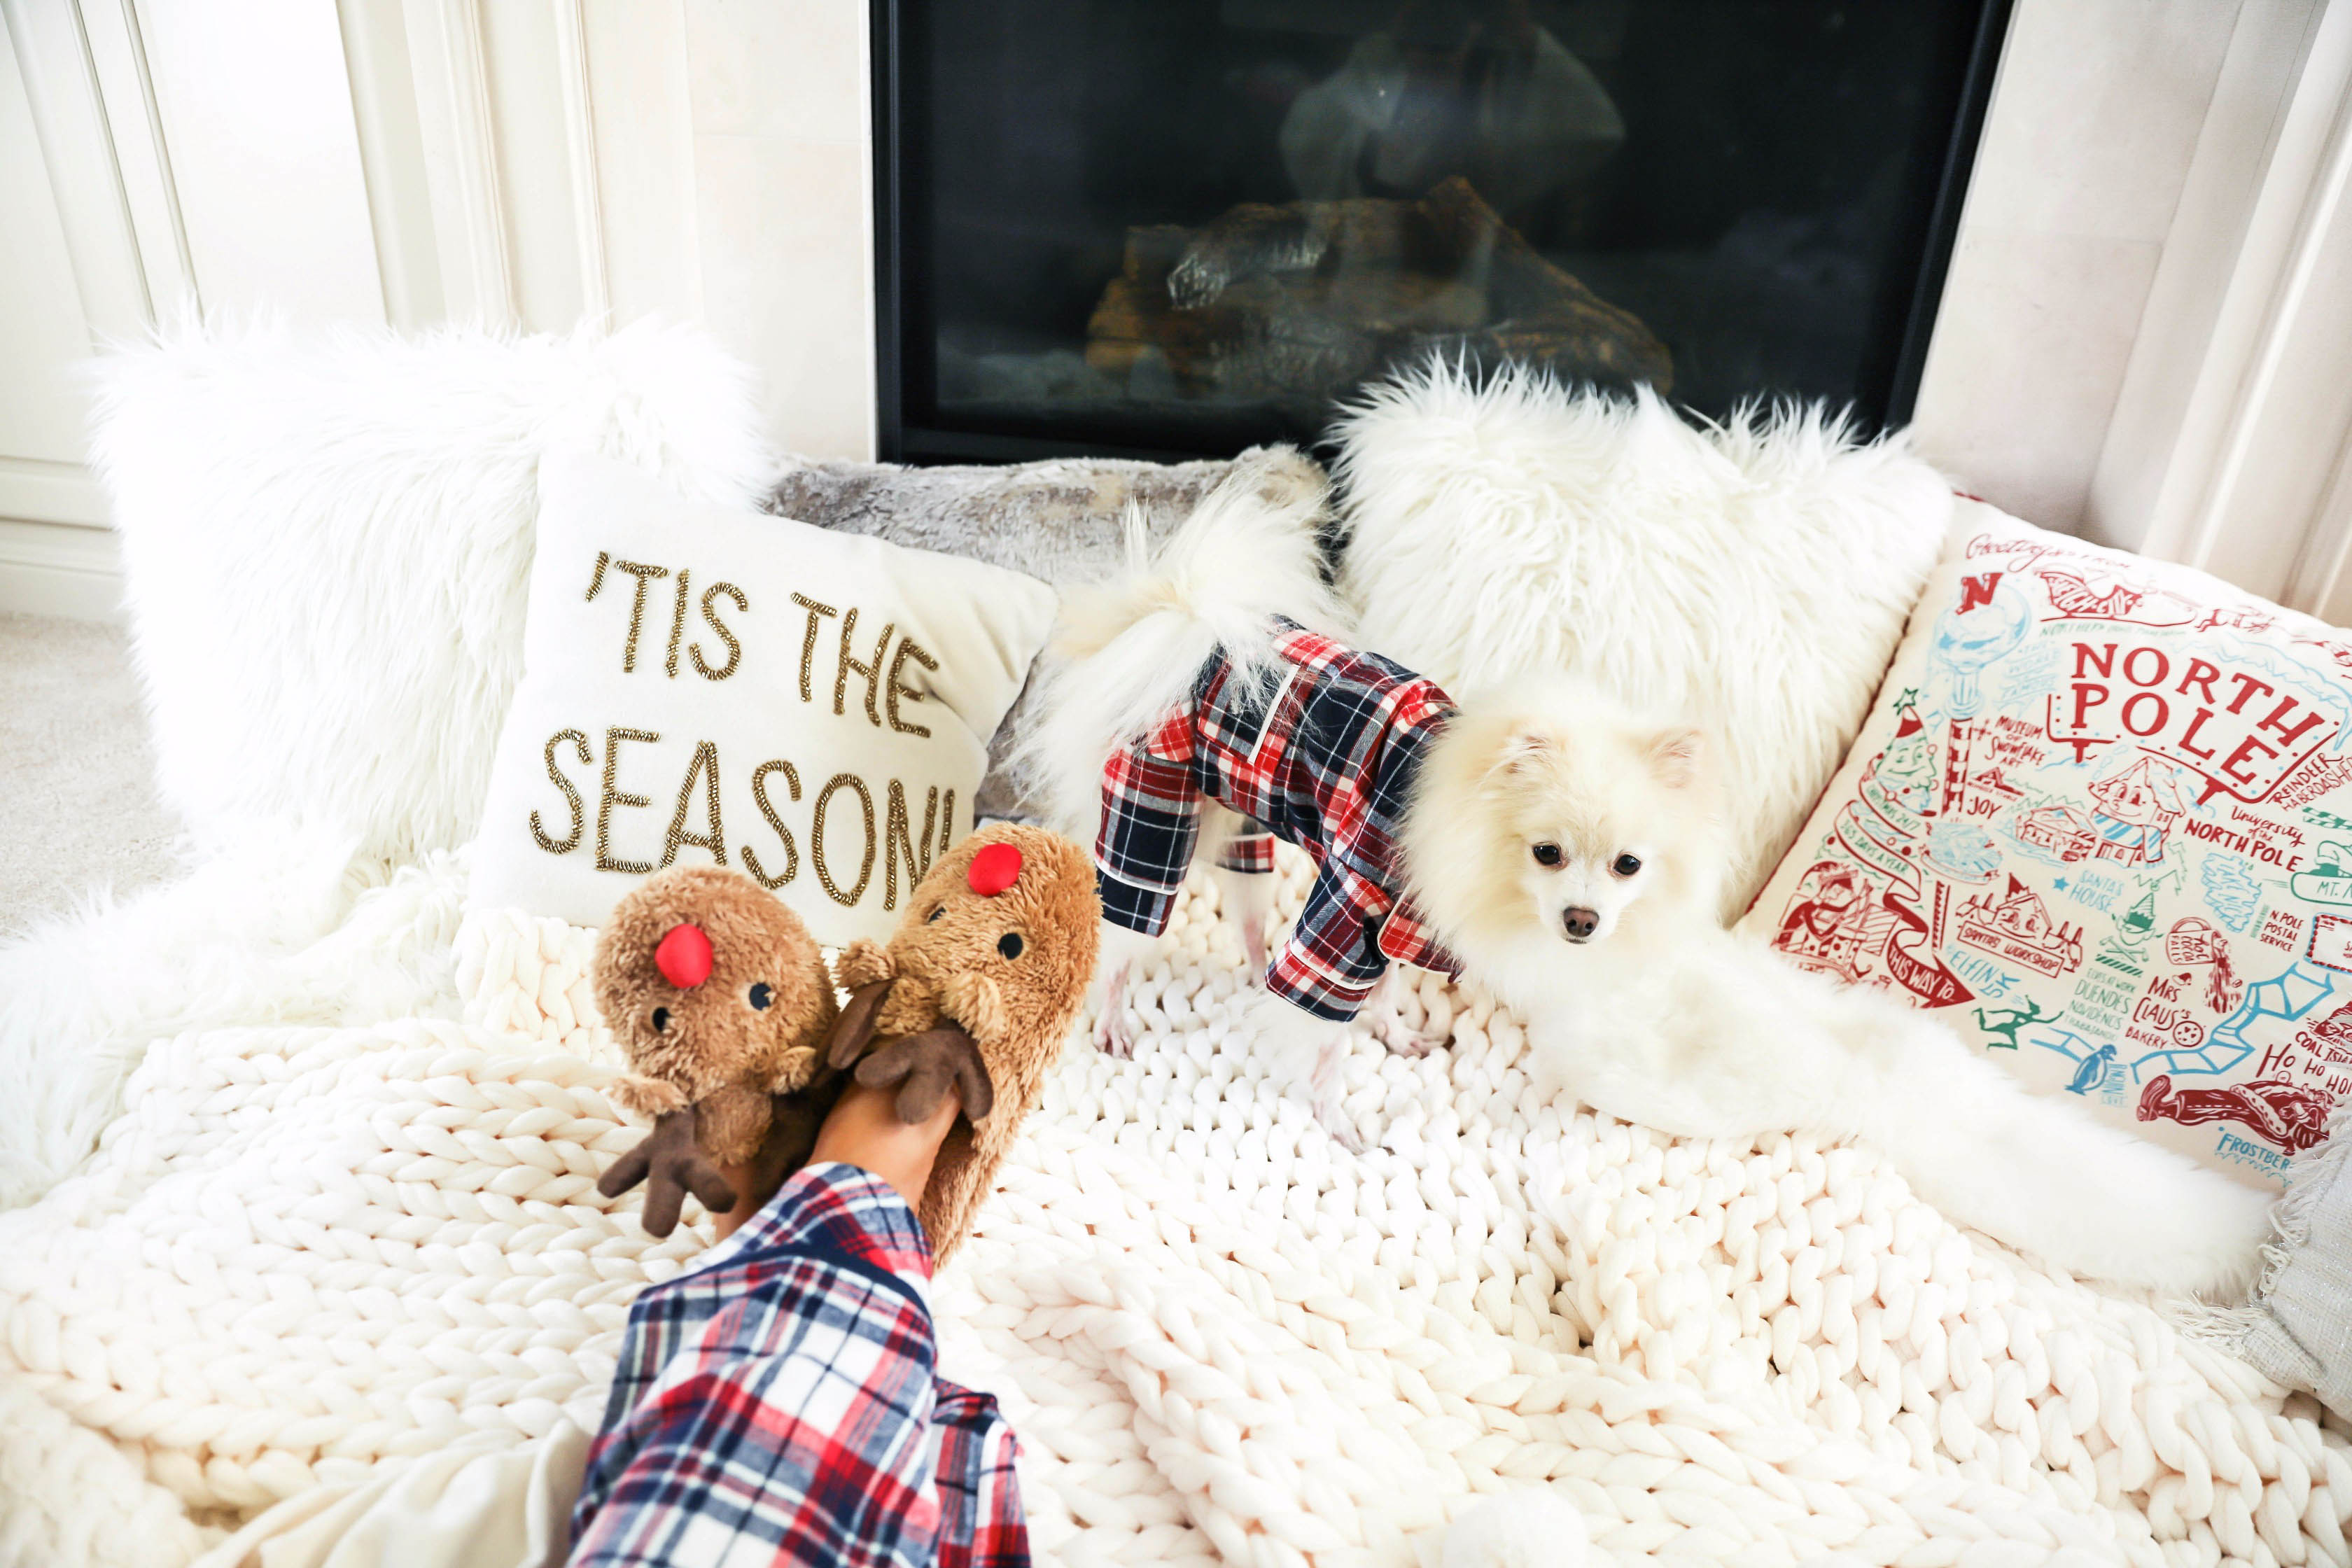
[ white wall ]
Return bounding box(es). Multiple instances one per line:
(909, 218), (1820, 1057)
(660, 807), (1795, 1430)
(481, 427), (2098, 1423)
(0, 0), (877, 622)
(6, 0), (2350, 625)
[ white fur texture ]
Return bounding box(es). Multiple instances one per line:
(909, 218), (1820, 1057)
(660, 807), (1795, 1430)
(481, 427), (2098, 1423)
(1441, 1490), (1590, 1568)
(0, 830), (465, 1211)
(1020, 444), (1345, 839)
(86, 318), (776, 864)
(1, 321), (775, 1213)
(1334, 360), (1952, 914)
(1406, 682), (2276, 1296)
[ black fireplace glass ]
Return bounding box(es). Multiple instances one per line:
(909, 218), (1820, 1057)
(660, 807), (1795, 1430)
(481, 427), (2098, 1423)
(877, 0), (2005, 462)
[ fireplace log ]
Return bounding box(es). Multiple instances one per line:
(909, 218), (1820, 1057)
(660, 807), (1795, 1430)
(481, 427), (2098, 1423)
(1084, 176), (1671, 410)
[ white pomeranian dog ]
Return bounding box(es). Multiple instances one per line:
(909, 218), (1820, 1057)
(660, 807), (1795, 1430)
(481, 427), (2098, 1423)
(1026, 451), (1457, 1147)
(1033, 458), (2274, 1294)
(1402, 680), (2276, 1297)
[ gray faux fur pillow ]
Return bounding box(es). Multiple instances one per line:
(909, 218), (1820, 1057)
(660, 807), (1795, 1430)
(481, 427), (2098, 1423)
(768, 447), (1327, 820)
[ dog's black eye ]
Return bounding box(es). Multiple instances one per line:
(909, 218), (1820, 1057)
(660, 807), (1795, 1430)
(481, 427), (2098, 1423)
(748, 982), (773, 1010)
(1612, 853), (1643, 877)
(925, 906), (944, 923)
(997, 932), (1024, 960)
(650, 1006), (670, 1033)
(1532, 842), (1562, 867)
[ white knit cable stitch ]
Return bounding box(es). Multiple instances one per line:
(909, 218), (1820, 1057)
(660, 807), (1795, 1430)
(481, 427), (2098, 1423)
(4, 850), (2348, 1567)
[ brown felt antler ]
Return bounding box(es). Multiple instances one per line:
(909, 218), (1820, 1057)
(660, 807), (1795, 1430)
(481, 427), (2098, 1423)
(856, 1026), (995, 1124)
(596, 1105), (737, 1238)
(825, 979), (995, 1125)
(825, 979), (895, 1072)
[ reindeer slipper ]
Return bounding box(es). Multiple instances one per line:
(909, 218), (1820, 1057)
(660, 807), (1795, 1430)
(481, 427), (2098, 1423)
(827, 824), (1100, 1259)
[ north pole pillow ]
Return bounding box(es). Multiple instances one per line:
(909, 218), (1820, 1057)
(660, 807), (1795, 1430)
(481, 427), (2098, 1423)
(1740, 499), (2352, 1189)
(470, 450), (1058, 944)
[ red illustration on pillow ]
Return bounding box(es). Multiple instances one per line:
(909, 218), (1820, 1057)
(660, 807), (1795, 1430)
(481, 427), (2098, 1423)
(2138, 1074), (2332, 1153)
(1745, 503), (2352, 1187)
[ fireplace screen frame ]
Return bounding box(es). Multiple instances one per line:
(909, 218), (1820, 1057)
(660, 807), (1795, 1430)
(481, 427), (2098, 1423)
(873, 0), (2015, 465)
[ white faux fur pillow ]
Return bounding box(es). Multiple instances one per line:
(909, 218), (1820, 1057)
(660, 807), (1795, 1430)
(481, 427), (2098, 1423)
(1333, 362), (1954, 915)
(86, 319), (776, 864)
(470, 451), (1057, 943)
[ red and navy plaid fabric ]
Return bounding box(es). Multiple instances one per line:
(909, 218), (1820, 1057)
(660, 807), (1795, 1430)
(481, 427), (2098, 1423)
(570, 1163), (1026, 1568)
(1214, 825), (1278, 874)
(1096, 622), (1461, 1020)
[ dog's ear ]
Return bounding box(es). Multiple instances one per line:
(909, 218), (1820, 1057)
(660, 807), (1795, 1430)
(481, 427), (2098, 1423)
(1646, 725), (1706, 788)
(1488, 722), (1561, 783)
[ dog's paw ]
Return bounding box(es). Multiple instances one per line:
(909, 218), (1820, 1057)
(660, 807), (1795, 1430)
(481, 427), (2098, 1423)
(1093, 1005), (1138, 1060)
(1362, 983), (1448, 1058)
(1303, 1030), (1373, 1152)
(1366, 1005), (1443, 1058)
(1314, 1093), (1373, 1156)
(1240, 917), (1270, 983)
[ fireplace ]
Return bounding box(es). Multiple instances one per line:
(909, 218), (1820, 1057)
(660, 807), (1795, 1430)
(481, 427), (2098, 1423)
(874, 0), (2011, 463)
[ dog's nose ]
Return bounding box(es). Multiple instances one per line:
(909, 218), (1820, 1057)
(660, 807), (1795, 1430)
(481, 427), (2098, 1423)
(1562, 907), (1599, 941)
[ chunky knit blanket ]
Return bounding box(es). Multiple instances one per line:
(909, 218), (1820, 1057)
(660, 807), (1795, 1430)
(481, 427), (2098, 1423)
(3, 850), (2348, 1568)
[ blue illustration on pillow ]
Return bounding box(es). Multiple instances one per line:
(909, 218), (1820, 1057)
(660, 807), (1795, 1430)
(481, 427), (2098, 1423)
(1926, 820), (2001, 883)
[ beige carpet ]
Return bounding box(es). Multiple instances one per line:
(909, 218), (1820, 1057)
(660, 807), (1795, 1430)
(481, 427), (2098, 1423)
(0, 612), (182, 937)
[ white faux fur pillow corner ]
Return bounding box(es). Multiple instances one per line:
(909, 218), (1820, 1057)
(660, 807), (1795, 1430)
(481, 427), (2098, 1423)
(1332, 361), (1954, 914)
(469, 450), (1057, 944)
(86, 318), (777, 864)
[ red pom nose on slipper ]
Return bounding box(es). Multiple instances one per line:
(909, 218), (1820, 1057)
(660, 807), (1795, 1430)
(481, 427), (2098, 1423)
(968, 843), (1023, 896)
(654, 923), (714, 988)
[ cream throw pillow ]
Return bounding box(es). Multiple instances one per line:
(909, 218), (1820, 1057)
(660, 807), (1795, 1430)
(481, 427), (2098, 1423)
(470, 450), (1057, 944)
(1741, 500), (2352, 1189)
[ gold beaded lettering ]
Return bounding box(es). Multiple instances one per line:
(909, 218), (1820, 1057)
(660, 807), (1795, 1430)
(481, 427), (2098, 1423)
(939, 788), (956, 857)
(883, 780), (942, 910)
(584, 550), (610, 601)
(834, 610), (896, 726)
(664, 569), (691, 678)
(612, 561), (668, 673)
(692, 582), (747, 680)
(661, 739), (726, 867)
(811, 772), (876, 906)
(742, 760), (801, 890)
(791, 593), (839, 704)
(596, 726), (659, 873)
(531, 729), (591, 853)
(886, 636), (937, 737)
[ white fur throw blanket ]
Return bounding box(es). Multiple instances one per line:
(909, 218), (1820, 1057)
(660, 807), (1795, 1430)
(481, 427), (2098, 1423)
(4, 848), (2349, 1568)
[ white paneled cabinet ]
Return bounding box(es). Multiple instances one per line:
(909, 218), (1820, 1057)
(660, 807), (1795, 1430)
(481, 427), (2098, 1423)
(0, 13), (95, 470)
(136, 0), (386, 326)
(1, 0), (148, 617)
(1, 0), (407, 620)
(1, 0), (875, 621)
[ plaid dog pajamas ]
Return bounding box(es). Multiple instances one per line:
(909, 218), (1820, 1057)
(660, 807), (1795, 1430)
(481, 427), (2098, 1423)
(570, 1163), (1026, 1567)
(1095, 622), (1461, 1019)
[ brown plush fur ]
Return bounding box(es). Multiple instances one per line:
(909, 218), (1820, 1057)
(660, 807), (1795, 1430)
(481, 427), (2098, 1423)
(593, 866), (839, 1165)
(836, 824), (1100, 1257)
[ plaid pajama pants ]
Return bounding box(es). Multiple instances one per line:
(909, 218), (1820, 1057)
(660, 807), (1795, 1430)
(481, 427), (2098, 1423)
(569, 1163), (1027, 1567)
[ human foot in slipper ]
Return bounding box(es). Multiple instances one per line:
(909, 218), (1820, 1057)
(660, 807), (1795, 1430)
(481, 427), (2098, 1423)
(827, 824), (1100, 1259)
